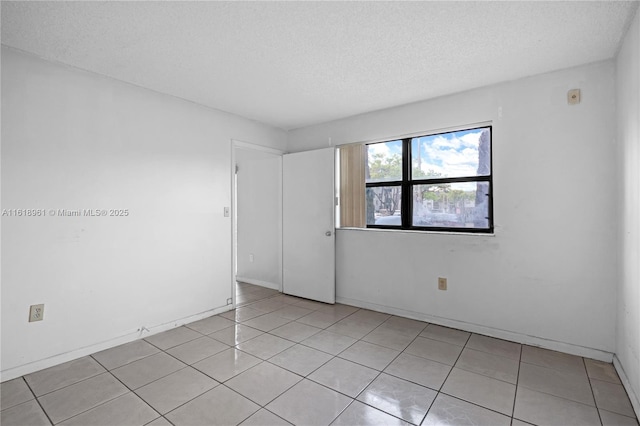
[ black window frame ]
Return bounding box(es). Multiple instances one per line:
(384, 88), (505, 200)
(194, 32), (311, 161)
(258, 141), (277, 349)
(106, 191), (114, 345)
(365, 126), (493, 233)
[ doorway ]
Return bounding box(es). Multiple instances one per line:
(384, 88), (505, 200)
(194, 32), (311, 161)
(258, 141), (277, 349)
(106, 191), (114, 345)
(231, 140), (284, 306)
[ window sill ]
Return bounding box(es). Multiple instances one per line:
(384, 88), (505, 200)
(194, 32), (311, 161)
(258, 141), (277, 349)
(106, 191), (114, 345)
(336, 227), (496, 237)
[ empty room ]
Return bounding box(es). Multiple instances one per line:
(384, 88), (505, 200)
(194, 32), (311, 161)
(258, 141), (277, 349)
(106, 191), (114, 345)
(1, 1), (639, 425)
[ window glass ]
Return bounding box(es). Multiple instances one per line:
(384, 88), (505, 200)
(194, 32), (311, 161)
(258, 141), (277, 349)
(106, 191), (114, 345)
(366, 140), (403, 183)
(411, 128), (490, 179)
(366, 186), (402, 225)
(412, 181), (489, 229)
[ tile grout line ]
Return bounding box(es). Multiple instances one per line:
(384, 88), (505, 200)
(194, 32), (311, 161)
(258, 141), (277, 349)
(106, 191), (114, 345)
(88, 353), (165, 425)
(305, 315), (481, 424)
(253, 406), (295, 426)
(328, 399), (358, 426)
(144, 415), (176, 426)
(219, 370), (302, 421)
(159, 381), (230, 423)
(515, 349), (618, 413)
(265, 343), (337, 378)
(436, 330), (471, 393)
(103, 332), (235, 423)
(421, 330), (474, 425)
(511, 339), (524, 423)
(45, 375), (141, 425)
(142, 316), (260, 424)
(218, 340), (345, 425)
(259, 349), (346, 422)
(433, 334), (521, 423)
(240, 295), (364, 359)
(352, 315), (442, 424)
(23, 365), (105, 399)
(351, 317), (428, 425)
(270, 311), (421, 425)
(582, 357), (605, 426)
(24, 368), (133, 425)
(20, 376), (55, 426)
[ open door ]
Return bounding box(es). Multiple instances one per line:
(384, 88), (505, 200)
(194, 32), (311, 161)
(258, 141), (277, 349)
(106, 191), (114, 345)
(283, 148), (335, 304)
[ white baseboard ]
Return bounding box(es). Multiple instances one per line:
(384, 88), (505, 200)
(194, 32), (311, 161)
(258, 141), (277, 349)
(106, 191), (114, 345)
(236, 276), (280, 291)
(0, 304), (232, 383)
(613, 355), (640, 419)
(336, 296), (614, 363)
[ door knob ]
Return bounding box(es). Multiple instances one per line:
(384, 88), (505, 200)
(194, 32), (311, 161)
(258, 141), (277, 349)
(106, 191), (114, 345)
(325, 231), (332, 236)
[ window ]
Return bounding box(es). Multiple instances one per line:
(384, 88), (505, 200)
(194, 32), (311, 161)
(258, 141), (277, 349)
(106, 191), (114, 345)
(357, 126), (492, 233)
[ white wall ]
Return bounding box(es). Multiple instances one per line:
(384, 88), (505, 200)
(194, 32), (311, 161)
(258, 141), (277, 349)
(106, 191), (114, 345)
(235, 145), (282, 290)
(0, 47), (287, 380)
(616, 7), (640, 416)
(289, 61), (618, 359)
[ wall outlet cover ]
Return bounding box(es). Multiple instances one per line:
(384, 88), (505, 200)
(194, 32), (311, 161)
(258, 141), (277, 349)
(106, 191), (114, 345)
(438, 277), (447, 291)
(568, 89), (581, 105)
(29, 304), (45, 322)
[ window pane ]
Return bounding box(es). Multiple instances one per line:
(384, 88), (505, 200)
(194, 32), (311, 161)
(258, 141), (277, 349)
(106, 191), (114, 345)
(366, 186), (402, 225)
(412, 181), (489, 229)
(411, 127), (490, 180)
(366, 140), (403, 183)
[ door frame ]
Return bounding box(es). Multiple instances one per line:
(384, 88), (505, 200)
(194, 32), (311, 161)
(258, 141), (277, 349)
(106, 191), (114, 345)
(230, 139), (285, 308)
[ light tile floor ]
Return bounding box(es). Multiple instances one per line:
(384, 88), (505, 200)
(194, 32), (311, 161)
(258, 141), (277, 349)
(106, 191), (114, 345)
(2, 282), (638, 426)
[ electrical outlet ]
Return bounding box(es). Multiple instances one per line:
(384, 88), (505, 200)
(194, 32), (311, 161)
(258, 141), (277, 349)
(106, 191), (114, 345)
(438, 277), (447, 291)
(568, 89), (581, 105)
(29, 304), (45, 322)
(249, 254), (254, 262)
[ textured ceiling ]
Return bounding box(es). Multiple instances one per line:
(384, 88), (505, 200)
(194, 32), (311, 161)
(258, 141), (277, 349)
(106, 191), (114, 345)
(2, 1), (638, 130)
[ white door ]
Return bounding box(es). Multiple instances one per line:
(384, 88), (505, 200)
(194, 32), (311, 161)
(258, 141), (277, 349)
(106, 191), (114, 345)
(283, 148), (335, 304)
